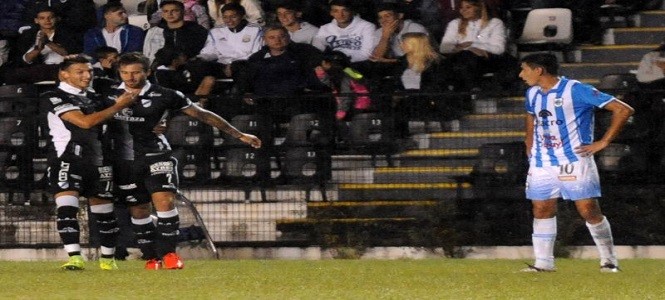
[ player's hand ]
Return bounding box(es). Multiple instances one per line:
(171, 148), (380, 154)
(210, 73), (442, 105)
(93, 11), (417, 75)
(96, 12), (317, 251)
(116, 91), (138, 108)
(153, 121), (167, 134)
(575, 140), (610, 157)
(239, 133), (261, 149)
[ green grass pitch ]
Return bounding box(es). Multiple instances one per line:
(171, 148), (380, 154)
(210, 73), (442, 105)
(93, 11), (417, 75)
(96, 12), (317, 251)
(1, 259), (664, 299)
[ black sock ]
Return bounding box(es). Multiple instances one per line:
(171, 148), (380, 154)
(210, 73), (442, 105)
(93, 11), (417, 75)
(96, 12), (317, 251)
(156, 214), (180, 257)
(132, 219), (158, 260)
(56, 206), (80, 256)
(91, 211), (118, 259)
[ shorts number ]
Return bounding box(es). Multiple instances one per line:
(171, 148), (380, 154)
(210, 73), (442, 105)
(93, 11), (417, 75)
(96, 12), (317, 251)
(559, 164), (574, 175)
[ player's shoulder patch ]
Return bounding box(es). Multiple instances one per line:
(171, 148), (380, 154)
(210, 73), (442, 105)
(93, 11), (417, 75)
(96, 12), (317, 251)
(49, 96), (63, 105)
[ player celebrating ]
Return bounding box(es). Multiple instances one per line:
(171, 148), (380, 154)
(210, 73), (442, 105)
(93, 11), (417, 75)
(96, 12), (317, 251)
(519, 53), (634, 272)
(42, 55), (138, 270)
(109, 52), (260, 269)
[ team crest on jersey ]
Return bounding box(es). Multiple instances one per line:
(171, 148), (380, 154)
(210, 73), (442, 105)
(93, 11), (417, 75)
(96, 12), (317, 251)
(554, 97), (563, 107)
(49, 97), (62, 105)
(242, 35), (251, 43)
(141, 99), (152, 107)
(148, 92), (162, 97)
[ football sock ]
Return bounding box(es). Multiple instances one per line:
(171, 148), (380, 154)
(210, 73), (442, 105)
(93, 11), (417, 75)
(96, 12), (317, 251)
(55, 195), (81, 256)
(156, 209), (180, 257)
(132, 216), (158, 260)
(532, 217), (557, 269)
(90, 203), (118, 259)
(586, 216), (618, 266)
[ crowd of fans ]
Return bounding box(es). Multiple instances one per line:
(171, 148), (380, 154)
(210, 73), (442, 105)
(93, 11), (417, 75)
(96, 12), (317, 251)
(0, 0), (661, 135)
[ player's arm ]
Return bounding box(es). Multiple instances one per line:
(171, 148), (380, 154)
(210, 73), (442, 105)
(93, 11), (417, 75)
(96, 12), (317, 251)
(576, 99), (634, 156)
(525, 113), (535, 157)
(181, 104), (261, 148)
(60, 91), (137, 129)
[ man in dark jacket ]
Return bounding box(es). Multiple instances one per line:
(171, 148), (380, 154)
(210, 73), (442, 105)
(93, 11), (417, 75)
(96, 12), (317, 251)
(84, 2), (145, 57)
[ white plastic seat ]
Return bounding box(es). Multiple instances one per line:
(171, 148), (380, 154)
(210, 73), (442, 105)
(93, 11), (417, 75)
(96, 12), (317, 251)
(517, 8), (573, 47)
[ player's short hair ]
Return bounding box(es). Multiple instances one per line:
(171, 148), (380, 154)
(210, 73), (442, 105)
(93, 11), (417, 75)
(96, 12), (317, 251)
(329, 0), (354, 11)
(276, 0), (301, 11)
(34, 6), (57, 18)
(520, 53), (559, 76)
(221, 2), (246, 16)
(117, 52), (151, 72)
(94, 46), (119, 61)
(160, 0), (185, 11)
(376, 2), (402, 14)
(103, 2), (125, 15)
(263, 25), (289, 37)
(59, 54), (92, 71)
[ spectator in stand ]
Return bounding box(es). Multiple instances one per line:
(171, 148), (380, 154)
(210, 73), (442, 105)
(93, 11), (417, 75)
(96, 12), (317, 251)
(401, 0), (446, 43)
(637, 42), (665, 90)
(84, 2), (145, 58)
(391, 32), (460, 136)
(207, 0), (265, 27)
(238, 26), (328, 120)
(92, 46), (120, 95)
(439, 0), (509, 91)
(313, 0), (376, 64)
(8, 7), (81, 84)
(143, 0), (208, 63)
(23, 0), (97, 47)
(146, 0), (212, 29)
(197, 3), (263, 80)
(153, 46), (216, 107)
(371, 3), (429, 63)
(276, 1), (319, 45)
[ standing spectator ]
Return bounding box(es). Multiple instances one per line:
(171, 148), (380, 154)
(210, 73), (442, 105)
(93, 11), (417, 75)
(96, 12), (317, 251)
(207, 0), (265, 27)
(519, 53), (634, 272)
(108, 52), (260, 269)
(439, 0), (508, 91)
(371, 3), (429, 63)
(313, 0), (376, 64)
(276, 1), (319, 45)
(8, 7), (80, 84)
(41, 55), (137, 270)
(143, 0), (208, 63)
(390, 32), (458, 137)
(84, 2), (145, 57)
(197, 3), (263, 79)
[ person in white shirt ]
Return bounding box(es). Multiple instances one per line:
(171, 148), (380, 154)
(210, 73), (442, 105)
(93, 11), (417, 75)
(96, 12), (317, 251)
(198, 2), (262, 79)
(207, 0), (265, 27)
(276, 1), (319, 45)
(636, 43), (665, 89)
(439, 0), (508, 91)
(370, 2), (429, 63)
(312, 0), (375, 64)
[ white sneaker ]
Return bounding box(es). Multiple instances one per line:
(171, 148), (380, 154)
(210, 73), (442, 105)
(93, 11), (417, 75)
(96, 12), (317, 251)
(600, 263), (620, 273)
(520, 263), (555, 273)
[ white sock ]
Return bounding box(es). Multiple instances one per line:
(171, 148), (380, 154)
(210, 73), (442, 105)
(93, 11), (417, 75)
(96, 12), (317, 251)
(586, 216), (617, 266)
(532, 217), (557, 269)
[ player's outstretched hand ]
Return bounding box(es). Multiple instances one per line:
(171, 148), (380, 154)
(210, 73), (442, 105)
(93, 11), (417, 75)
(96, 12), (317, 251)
(116, 91), (138, 108)
(239, 133), (261, 149)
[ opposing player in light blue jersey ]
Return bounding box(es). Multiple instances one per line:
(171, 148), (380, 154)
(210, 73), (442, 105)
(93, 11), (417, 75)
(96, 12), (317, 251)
(518, 53), (634, 273)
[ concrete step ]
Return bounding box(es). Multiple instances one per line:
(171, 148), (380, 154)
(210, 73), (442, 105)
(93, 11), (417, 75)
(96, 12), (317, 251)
(579, 44), (656, 63)
(428, 131), (525, 149)
(306, 200), (439, 219)
(611, 27), (665, 45)
(472, 97), (525, 114)
(560, 62), (639, 80)
(337, 182), (472, 200)
(459, 113), (526, 130)
(373, 166), (473, 183)
(636, 10), (665, 27)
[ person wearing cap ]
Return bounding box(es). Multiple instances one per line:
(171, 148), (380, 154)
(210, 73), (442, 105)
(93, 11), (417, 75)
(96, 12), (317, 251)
(636, 42), (665, 89)
(275, 1), (319, 45)
(370, 2), (429, 63)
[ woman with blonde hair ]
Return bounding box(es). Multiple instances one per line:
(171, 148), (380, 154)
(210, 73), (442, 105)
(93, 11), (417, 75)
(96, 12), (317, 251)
(391, 32), (460, 136)
(439, 0), (511, 91)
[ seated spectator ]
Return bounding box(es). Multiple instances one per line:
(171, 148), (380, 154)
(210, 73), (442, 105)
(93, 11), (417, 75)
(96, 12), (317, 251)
(207, 0), (265, 27)
(143, 0), (208, 63)
(23, 0), (97, 47)
(276, 1), (319, 45)
(92, 46), (120, 95)
(391, 32), (460, 136)
(313, 0), (376, 64)
(197, 3), (262, 79)
(84, 2), (145, 57)
(147, 0), (212, 29)
(637, 43), (665, 90)
(371, 3), (429, 63)
(152, 46), (216, 107)
(439, 0), (509, 91)
(7, 7), (80, 84)
(238, 26), (328, 120)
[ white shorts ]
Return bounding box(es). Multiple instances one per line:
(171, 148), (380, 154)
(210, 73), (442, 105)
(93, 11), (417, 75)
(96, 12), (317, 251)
(525, 156), (601, 201)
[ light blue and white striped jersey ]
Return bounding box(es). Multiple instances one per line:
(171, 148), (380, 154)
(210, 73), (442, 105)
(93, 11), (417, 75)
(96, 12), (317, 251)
(525, 77), (615, 167)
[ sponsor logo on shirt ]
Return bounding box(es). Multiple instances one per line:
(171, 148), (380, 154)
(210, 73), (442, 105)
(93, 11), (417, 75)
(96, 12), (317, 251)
(149, 161), (174, 175)
(325, 35), (363, 51)
(49, 97), (62, 105)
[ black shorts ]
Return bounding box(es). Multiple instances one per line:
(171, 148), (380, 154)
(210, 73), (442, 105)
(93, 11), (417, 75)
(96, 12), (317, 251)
(47, 154), (114, 200)
(114, 159), (151, 206)
(134, 152), (179, 195)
